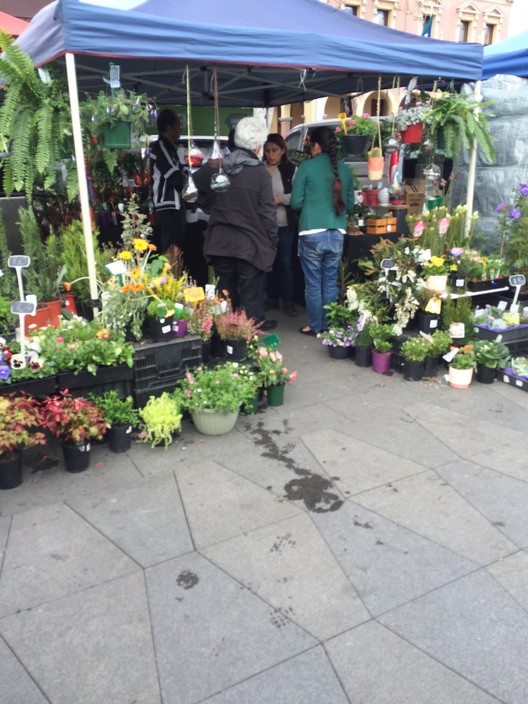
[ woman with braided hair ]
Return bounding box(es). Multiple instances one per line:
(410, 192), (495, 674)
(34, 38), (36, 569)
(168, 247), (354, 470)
(291, 126), (355, 335)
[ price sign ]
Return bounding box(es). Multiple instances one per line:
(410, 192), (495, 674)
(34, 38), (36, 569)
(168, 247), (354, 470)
(509, 275), (526, 287)
(8, 255), (30, 268)
(184, 287), (205, 303)
(11, 300), (36, 315)
(380, 258), (396, 270)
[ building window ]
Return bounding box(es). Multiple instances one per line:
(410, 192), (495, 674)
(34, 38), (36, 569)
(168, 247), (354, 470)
(374, 9), (390, 26)
(458, 20), (470, 42)
(344, 2), (359, 15)
(483, 23), (496, 45)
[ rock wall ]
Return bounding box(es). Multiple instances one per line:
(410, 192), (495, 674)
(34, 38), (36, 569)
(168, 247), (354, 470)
(450, 75), (528, 252)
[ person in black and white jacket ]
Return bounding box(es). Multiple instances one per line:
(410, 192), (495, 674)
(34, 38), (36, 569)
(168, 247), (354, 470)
(149, 109), (186, 254)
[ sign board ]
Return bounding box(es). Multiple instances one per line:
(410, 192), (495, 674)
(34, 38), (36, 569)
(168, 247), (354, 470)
(11, 300), (36, 315)
(509, 275), (526, 287)
(380, 258), (396, 270)
(8, 255), (30, 268)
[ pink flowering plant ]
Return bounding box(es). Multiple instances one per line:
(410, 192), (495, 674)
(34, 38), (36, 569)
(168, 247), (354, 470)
(175, 361), (258, 412)
(406, 204), (475, 256)
(256, 346), (297, 388)
(188, 300), (215, 341)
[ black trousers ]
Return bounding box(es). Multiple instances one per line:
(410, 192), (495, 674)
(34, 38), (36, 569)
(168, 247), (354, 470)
(211, 255), (266, 323)
(154, 208), (186, 253)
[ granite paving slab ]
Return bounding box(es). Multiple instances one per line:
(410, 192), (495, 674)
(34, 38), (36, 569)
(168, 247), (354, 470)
(203, 513), (369, 641)
(435, 460), (528, 548)
(200, 646), (350, 703)
(67, 474), (193, 568)
(0, 517), (10, 566)
(174, 460), (301, 548)
(326, 620), (500, 704)
(492, 380), (528, 411)
(379, 570), (528, 704)
(146, 552), (316, 704)
(471, 436), (528, 483)
(403, 403), (525, 459)
(0, 636), (48, 704)
(324, 397), (459, 468)
(0, 572), (160, 704)
(302, 428), (428, 496)
(0, 444), (144, 518)
(311, 501), (477, 616)
(0, 503), (139, 617)
(487, 550), (528, 610)
(352, 470), (517, 564)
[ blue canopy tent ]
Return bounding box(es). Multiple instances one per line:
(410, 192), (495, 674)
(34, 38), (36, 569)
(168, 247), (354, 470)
(13, 0), (484, 303)
(483, 32), (528, 80)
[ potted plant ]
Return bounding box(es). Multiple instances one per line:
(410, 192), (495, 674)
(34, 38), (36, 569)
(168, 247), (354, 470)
(473, 338), (510, 384)
(395, 101), (432, 144)
(416, 287), (441, 334)
(400, 335), (429, 381)
(146, 298), (176, 342)
(89, 390), (139, 453)
(138, 392), (182, 448)
(41, 392), (107, 472)
(354, 314), (374, 368)
(426, 89), (495, 162)
(421, 255), (449, 294)
(369, 322), (395, 374)
(176, 361), (260, 433)
(335, 112), (377, 158)
(172, 305), (192, 338)
(0, 394), (46, 490)
(188, 301), (215, 362)
(319, 301), (356, 359)
(447, 344), (476, 389)
(214, 310), (259, 361)
(424, 329), (452, 378)
(255, 347), (297, 406)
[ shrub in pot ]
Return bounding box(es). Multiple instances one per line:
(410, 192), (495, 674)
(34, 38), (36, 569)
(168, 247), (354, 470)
(448, 344), (476, 389)
(138, 392), (182, 448)
(214, 310), (259, 360)
(424, 329), (452, 377)
(369, 322), (395, 374)
(89, 390), (139, 453)
(400, 336), (429, 381)
(0, 394), (46, 489)
(474, 337), (510, 384)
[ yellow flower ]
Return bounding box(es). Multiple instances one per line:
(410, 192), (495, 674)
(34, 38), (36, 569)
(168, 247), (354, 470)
(133, 238), (149, 252)
(131, 268), (141, 279)
(119, 251), (132, 260)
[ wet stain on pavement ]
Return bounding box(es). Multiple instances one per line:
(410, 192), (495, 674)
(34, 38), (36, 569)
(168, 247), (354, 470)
(176, 570), (199, 590)
(245, 418), (344, 514)
(270, 533), (296, 553)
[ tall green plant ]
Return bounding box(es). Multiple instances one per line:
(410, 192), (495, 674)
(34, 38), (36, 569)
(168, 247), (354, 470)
(0, 211), (17, 301)
(60, 219), (109, 306)
(0, 30), (76, 200)
(18, 207), (64, 300)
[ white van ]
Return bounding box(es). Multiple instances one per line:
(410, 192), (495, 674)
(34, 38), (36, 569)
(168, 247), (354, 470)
(285, 118), (391, 188)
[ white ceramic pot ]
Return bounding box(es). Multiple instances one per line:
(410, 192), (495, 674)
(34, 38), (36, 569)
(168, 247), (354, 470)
(425, 275), (448, 294)
(448, 366), (473, 389)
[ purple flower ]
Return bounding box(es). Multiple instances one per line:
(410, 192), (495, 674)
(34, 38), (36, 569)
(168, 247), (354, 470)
(509, 208), (522, 220)
(495, 202), (510, 213)
(519, 184), (528, 197)
(0, 365), (11, 380)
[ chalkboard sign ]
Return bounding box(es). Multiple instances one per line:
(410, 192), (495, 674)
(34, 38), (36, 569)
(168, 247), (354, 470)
(509, 275), (526, 287)
(380, 258), (395, 270)
(11, 300), (36, 315)
(8, 255), (30, 268)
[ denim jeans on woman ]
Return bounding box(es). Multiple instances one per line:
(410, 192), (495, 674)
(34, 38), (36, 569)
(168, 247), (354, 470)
(298, 229), (344, 332)
(266, 226), (296, 305)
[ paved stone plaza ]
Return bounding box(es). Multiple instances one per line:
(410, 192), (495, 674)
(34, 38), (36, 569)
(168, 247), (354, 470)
(1, 311), (528, 704)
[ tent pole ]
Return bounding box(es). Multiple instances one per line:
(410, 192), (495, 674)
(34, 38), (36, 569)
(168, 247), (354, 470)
(65, 52), (99, 315)
(465, 79), (481, 237)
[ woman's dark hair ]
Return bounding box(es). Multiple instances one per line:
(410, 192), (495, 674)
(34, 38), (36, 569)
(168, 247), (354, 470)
(157, 108), (179, 135)
(264, 133), (289, 164)
(310, 126), (344, 216)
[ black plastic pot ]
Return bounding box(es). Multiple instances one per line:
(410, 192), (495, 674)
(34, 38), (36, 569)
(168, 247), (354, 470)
(354, 345), (372, 368)
(417, 312), (439, 334)
(61, 442), (91, 473)
(0, 453), (23, 490)
(403, 359), (424, 381)
(107, 425), (133, 453)
(423, 356), (439, 378)
(476, 364), (496, 384)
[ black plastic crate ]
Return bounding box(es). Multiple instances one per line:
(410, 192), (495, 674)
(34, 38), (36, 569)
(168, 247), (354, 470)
(0, 375), (58, 398)
(58, 364), (134, 399)
(132, 336), (202, 406)
(498, 368), (528, 392)
(474, 324), (528, 342)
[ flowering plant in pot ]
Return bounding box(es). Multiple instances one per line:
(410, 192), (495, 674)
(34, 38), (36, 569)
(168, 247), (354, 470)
(255, 347), (297, 387)
(319, 301), (357, 355)
(400, 335), (429, 380)
(188, 301), (215, 341)
(0, 337), (47, 384)
(473, 337), (509, 384)
(447, 344), (476, 389)
(215, 310), (259, 341)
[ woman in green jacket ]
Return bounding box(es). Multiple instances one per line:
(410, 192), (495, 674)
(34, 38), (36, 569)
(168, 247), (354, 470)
(290, 126), (355, 335)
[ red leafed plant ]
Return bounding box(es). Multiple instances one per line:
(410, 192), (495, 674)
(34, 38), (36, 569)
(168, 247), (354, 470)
(0, 394), (46, 460)
(41, 391), (107, 445)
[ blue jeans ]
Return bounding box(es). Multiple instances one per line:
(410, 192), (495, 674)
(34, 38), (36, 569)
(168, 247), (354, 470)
(266, 226), (296, 305)
(299, 230), (344, 332)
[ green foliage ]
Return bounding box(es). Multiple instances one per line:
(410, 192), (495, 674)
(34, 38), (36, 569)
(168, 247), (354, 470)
(88, 390), (139, 427)
(449, 345), (476, 370)
(0, 394), (46, 459)
(497, 185), (528, 278)
(138, 393), (182, 448)
(427, 89), (495, 162)
(17, 207), (64, 300)
(0, 30), (76, 199)
(401, 335), (429, 362)
(0, 211), (17, 302)
(441, 295), (475, 344)
(41, 392), (107, 444)
(474, 338), (510, 369)
(60, 219), (109, 306)
(369, 322), (395, 352)
(176, 362), (258, 411)
(323, 301), (356, 329)
(429, 329), (452, 357)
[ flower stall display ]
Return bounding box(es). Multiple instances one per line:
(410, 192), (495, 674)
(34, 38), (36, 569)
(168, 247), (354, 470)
(0, 394), (46, 489)
(473, 306), (528, 341)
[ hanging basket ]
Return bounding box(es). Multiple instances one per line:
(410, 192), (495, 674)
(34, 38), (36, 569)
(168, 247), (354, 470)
(367, 156), (384, 181)
(102, 120), (132, 149)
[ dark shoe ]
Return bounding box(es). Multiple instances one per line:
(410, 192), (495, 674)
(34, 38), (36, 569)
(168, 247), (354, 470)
(299, 326), (317, 336)
(284, 303), (298, 317)
(259, 319), (278, 331)
(265, 299), (279, 311)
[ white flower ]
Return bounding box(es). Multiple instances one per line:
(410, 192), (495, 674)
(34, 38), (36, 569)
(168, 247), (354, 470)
(10, 353), (26, 369)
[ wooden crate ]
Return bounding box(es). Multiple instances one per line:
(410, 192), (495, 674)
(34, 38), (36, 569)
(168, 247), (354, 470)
(366, 217), (397, 235)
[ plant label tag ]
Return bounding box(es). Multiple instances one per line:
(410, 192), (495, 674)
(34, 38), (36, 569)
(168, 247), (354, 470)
(11, 300), (36, 315)
(106, 260), (127, 276)
(443, 348), (458, 363)
(380, 258), (396, 270)
(516, 380), (523, 387)
(455, 278), (464, 287)
(358, 219), (364, 226)
(509, 275), (526, 287)
(497, 300), (508, 311)
(8, 255), (31, 268)
(503, 375), (509, 384)
(226, 345), (234, 355)
(126, 425), (132, 434)
(205, 284), (216, 299)
(430, 319), (438, 328)
(184, 287), (205, 303)
(161, 325), (171, 334)
(510, 303), (520, 314)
